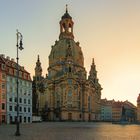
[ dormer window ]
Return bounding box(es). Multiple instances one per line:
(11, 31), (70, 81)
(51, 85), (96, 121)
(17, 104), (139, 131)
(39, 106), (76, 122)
(1, 64), (5, 70)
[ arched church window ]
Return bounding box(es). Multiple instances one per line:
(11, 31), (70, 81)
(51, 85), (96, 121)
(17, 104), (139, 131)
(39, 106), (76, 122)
(68, 79), (72, 85)
(56, 100), (60, 108)
(68, 89), (72, 96)
(69, 67), (71, 73)
(67, 89), (72, 106)
(68, 24), (72, 32)
(88, 96), (91, 111)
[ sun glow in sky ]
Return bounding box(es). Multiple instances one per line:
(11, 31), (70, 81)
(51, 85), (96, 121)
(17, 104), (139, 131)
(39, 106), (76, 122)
(1, 0), (140, 105)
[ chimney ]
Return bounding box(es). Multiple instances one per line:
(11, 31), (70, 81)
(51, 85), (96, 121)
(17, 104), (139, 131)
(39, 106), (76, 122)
(0, 54), (5, 58)
(21, 66), (24, 70)
(6, 56), (10, 60)
(11, 58), (15, 62)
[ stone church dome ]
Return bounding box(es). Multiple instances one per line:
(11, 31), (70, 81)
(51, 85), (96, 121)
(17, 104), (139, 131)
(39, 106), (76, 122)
(48, 6), (84, 68)
(49, 39), (84, 67)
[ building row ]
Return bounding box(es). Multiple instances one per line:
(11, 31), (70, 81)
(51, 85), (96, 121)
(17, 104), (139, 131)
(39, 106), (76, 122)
(0, 55), (32, 124)
(101, 98), (137, 122)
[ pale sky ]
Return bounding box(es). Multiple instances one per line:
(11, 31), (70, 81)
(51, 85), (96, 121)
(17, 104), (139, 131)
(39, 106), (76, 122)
(0, 0), (140, 105)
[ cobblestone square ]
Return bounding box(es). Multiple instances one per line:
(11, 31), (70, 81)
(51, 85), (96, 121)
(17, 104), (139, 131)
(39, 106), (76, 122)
(0, 122), (140, 140)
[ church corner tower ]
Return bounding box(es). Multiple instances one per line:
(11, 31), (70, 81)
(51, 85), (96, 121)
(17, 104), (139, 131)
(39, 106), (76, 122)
(32, 55), (45, 115)
(137, 94), (140, 122)
(88, 58), (97, 81)
(34, 6), (102, 121)
(88, 58), (102, 91)
(87, 58), (102, 120)
(34, 55), (43, 80)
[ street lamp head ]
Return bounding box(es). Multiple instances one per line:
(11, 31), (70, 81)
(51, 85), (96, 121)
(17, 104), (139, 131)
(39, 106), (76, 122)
(19, 39), (24, 50)
(16, 30), (23, 50)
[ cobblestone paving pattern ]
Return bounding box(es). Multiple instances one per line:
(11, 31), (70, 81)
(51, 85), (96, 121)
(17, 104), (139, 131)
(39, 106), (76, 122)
(0, 122), (140, 140)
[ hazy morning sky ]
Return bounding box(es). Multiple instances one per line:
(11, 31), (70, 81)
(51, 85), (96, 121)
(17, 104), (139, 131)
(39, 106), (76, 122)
(0, 0), (140, 105)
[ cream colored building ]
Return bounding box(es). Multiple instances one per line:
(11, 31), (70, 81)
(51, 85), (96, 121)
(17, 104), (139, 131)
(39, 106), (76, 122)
(33, 7), (102, 121)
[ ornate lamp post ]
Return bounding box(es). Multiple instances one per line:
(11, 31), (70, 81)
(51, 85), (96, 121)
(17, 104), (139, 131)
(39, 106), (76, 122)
(15, 30), (23, 136)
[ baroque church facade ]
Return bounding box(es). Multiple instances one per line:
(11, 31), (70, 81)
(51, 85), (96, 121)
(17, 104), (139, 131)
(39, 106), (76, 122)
(33, 7), (102, 121)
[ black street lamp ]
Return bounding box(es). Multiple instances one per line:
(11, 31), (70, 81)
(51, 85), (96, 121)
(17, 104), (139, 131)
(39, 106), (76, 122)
(15, 30), (23, 136)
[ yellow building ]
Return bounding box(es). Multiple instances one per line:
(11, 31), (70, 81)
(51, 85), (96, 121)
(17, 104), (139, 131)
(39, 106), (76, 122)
(112, 101), (123, 122)
(33, 7), (102, 121)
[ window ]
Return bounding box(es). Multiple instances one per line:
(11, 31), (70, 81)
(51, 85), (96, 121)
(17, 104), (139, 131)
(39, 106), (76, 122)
(88, 96), (91, 111)
(9, 86), (13, 93)
(68, 113), (72, 120)
(24, 107), (26, 112)
(14, 97), (17, 102)
(28, 117), (30, 123)
(24, 117), (26, 123)
(78, 101), (80, 109)
(56, 101), (60, 108)
(1, 64), (5, 70)
(28, 108), (30, 113)
(24, 99), (26, 104)
(9, 97), (12, 102)
(2, 103), (5, 110)
(2, 83), (5, 89)
(68, 79), (72, 85)
(9, 106), (12, 111)
(28, 99), (30, 104)
(20, 116), (22, 123)
(2, 93), (5, 99)
(29, 91), (32, 96)
(15, 106), (17, 111)
(68, 89), (72, 97)
(10, 116), (13, 123)
(19, 98), (22, 103)
(2, 73), (6, 80)
(69, 67), (71, 72)
(20, 107), (22, 112)
(67, 89), (72, 107)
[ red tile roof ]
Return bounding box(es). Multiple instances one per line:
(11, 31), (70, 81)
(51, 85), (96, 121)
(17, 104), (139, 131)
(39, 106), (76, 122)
(0, 54), (31, 81)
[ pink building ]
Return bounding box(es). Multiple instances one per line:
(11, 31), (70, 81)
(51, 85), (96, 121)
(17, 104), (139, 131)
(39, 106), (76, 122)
(0, 55), (7, 123)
